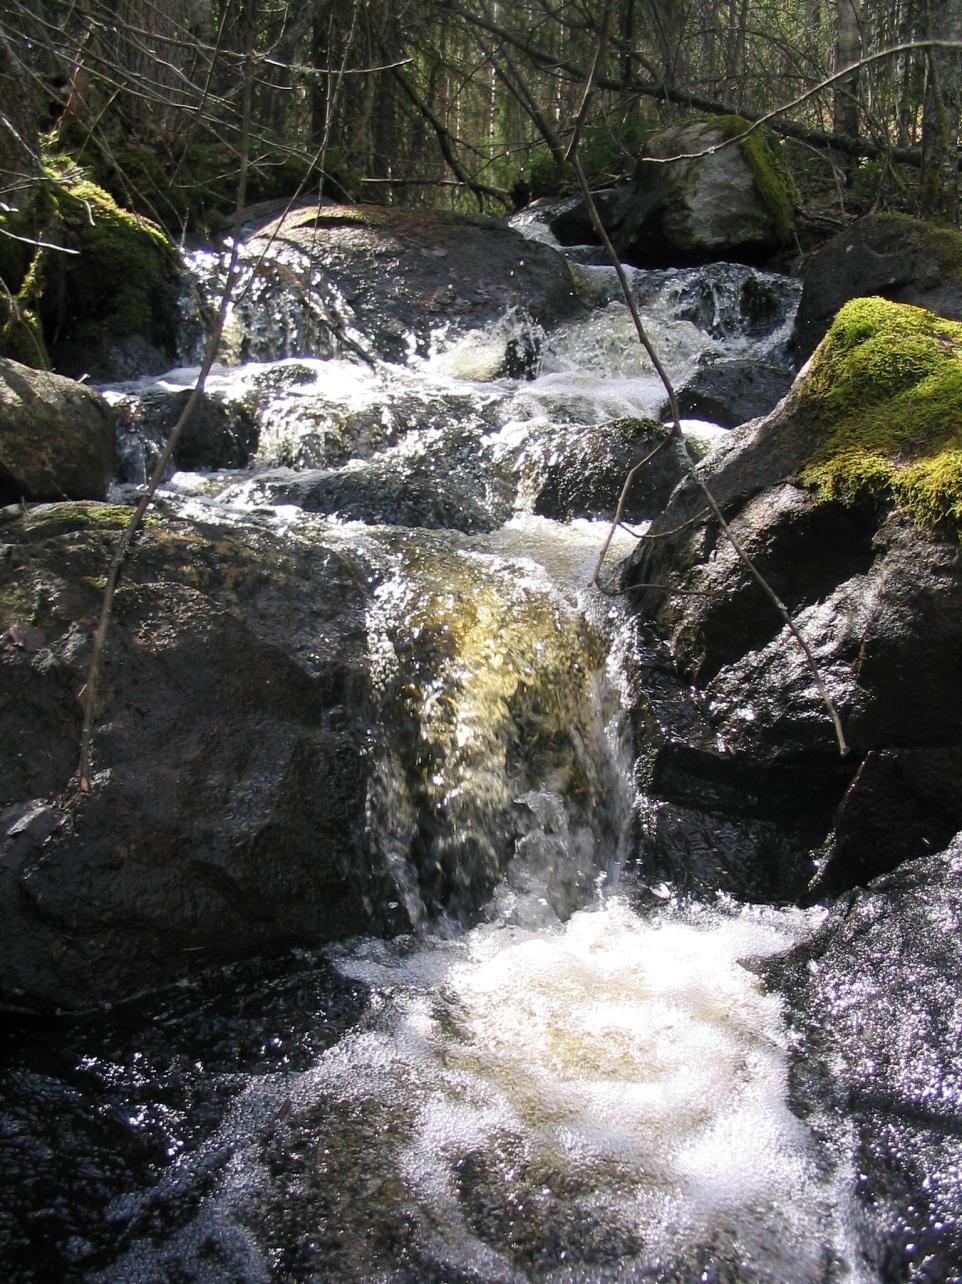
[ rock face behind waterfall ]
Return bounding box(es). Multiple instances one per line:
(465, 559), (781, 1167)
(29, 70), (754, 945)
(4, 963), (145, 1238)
(0, 502), (400, 1013)
(624, 296), (962, 899)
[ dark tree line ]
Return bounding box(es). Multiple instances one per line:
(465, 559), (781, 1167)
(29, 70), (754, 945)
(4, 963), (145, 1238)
(1, 0), (962, 236)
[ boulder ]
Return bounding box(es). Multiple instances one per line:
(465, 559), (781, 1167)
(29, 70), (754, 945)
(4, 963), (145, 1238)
(622, 296), (962, 896)
(112, 386), (259, 484)
(0, 357), (115, 501)
(676, 357), (793, 428)
(227, 204), (587, 368)
(769, 833), (962, 1277)
(0, 500), (403, 1013)
(503, 416), (685, 522)
(610, 117), (795, 267)
(793, 212), (962, 361)
(41, 178), (181, 381)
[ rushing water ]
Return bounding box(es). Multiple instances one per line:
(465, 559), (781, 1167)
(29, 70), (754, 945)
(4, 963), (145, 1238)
(0, 223), (886, 1280)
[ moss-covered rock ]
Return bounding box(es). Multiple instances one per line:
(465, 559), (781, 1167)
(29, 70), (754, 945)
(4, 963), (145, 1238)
(797, 297), (962, 530)
(608, 116), (796, 267)
(620, 299), (962, 897)
(0, 160), (182, 379)
(45, 167), (181, 379)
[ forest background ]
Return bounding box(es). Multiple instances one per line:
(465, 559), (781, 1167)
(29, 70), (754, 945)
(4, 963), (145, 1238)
(1, 0), (961, 262)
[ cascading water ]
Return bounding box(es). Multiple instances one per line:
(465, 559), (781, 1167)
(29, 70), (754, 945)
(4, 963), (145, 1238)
(0, 219), (878, 1282)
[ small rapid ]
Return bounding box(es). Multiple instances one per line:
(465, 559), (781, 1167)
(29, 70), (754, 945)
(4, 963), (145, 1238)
(0, 216), (872, 1282)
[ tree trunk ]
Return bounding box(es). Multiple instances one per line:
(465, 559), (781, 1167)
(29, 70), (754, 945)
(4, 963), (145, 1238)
(920, 0), (962, 220)
(834, 0), (862, 183)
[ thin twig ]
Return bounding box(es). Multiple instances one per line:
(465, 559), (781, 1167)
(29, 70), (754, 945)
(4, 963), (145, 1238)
(568, 72), (849, 757)
(77, 0), (257, 794)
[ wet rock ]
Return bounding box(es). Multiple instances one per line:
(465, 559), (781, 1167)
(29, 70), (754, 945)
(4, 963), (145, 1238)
(770, 833), (962, 1278)
(508, 416), (685, 523)
(676, 357), (793, 428)
(0, 357), (115, 501)
(623, 299), (962, 895)
(225, 428), (507, 534)
(793, 212), (962, 360)
(235, 204), (587, 368)
(113, 386), (258, 483)
(0, 500), (403, 1014)
(623, 617), (849, 903)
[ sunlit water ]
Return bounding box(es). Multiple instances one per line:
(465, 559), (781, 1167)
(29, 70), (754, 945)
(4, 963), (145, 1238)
(72, 898), (856, 1284)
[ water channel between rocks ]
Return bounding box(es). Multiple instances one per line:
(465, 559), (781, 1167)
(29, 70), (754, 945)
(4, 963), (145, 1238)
(1, 232), (887, 1280)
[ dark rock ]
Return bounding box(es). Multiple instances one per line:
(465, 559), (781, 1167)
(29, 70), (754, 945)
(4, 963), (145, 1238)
(511, 417), (684, 523)
(239, 204), (586, 368)
(0, 500), (403, 1013)
(812, 745), (962, 897)
(0, 357), (115, 501)
(676, 357), (793, 428)
(113, 386), (258, 483)
(616, 616), (847, 904)
(793, 212), (962, 361)
(622, 311), (962, 895)
(770, 834), (962, 1279)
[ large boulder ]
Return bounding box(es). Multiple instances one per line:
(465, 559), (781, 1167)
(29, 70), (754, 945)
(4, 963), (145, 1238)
(622, 296), (962, 898)
(608, 117), (795, 267)
(793, 212), (962, 361)
(0, 357), (115, 501)
(0, 500), (401, 1014)
(204, 204), (587, 369)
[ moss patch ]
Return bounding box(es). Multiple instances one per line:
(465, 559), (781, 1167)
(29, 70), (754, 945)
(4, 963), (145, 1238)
(798, 296), (962, 529)
(59, 178), (176, 330)
(702, 115), (797, 243)
(16, 501), (135, 535)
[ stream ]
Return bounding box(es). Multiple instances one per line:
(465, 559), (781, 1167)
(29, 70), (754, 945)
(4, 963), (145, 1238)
(0, 220), (895, 1281)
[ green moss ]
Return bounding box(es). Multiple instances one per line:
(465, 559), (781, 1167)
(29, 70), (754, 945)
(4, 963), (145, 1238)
(702, 115), (797, 243)
(797, 296), (962, 530)
(55, 171), (179, 338)
(20, 501), (135, 536)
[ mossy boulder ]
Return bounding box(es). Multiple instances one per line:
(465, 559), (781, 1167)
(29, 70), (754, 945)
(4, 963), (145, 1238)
(796, 296), (962, 530)
(607, 116), (796, 267)
(793, 213), (962, 361)
(1, 165), (181, 380)
(0, 356), (114, 501)
(48, 174), (181, 379)
(620, 298), (962, 897)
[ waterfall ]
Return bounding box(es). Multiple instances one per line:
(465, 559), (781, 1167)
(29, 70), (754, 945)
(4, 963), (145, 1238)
(1, 228), (880, 1282)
